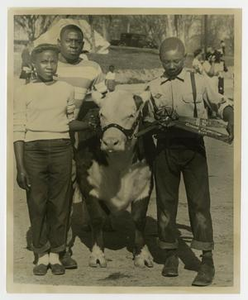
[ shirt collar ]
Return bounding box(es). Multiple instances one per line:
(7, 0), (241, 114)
(160, 69), (186, 85)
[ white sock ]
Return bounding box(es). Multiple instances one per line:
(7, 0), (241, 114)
(49, 252), (61, 265)
(37, 253), (49, 265)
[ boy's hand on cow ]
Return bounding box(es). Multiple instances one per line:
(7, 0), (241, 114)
(223, 106), (234, 143)
(88, 114), (100, 130)
(16, 169), (31, 191)
(158, 117), (176, 129)
(155, 107), (178, 130)
(83, 109), (100, 130)
(156, 114), (177, 130)
(226, 121), (234, 143)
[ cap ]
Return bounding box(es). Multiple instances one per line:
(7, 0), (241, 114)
(31, 43), (60, 61)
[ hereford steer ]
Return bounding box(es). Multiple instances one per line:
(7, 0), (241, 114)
(75, 89), (154, 268)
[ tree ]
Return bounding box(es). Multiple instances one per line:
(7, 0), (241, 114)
(101, 16), (112, 41)
(129, 15), (168, 47)
(207, 15), (234, 55)
(166, 15), (176, 37)
(88, 16), (96, 53)
(92, 15), (113, 41)
(14, 15), (58, 41)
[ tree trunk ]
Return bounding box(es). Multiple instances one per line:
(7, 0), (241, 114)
(166, 15), (176, 37)
(88, 16), (96, 53)
(174, 15), (179, 37)
(102, 16), (111, 41)
(127, 21), (131, 33)
(202, 15), (208, 55)
(175, 15), (185, 44)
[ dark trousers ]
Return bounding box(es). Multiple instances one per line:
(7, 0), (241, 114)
(154, 139), (214, 251)
(24, 139), (73, 254)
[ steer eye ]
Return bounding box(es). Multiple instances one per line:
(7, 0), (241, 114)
(128, 114), (135, 119)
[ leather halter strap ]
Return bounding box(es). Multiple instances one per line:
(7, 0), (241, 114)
(101, 111), (142, 140)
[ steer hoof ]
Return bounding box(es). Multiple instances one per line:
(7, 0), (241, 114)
(89, 245), (107, 268)
(134, 246), (154, 268)
(144, 257), (154, 268)
(134, 256), (146, 268)
(89, 254), (107, 268)
(134, 255), (154, 268)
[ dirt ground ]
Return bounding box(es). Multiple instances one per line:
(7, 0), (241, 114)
(11, 81), (234, 290)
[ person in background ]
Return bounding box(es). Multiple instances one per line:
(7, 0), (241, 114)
(202, 52), (218, 77)
(192, 48), (204, 75)
(19, 42), (33, 84)
(220, 40), (226, 56)
(105, 65), (116, 92)
(205, 47), (215, 61)
(214, 46), (228, 95)
(143, 37), (234, 286)
(201, 51), (220, 93)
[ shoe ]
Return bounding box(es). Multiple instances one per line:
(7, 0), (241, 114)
(33, 264), (48, 276)
(162, 254), (179, 277)
(60, 251), (78, 269)
(50, 263), (65, 275)
(192, 255), (215, 286)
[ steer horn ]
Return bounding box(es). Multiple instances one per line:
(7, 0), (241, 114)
(91, 91), (105, 107)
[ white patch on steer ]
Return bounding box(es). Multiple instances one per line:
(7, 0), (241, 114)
(139, 245), (152, 258)
(89, 244), (107, 268)
(97, 90), (148, 153)
(87, 158), (151, 213)
(134, 245), (154, 268)
(72, 184), (82, 204)
(91, 244), (104, 256)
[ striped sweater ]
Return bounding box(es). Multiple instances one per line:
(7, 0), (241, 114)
(56, 59), (107, 118)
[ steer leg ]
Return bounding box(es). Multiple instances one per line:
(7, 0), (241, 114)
(131, 196), (153, 268)
(86, 197), (108, 268)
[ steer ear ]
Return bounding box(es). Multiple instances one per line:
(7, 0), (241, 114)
(133, 95), (143, 110)
(139, 90), (151, 103)
(133, 90), (151, 109)
(91, 91), (104, 107)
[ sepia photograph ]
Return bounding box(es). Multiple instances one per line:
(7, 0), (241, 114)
(6, 7), (241, 294)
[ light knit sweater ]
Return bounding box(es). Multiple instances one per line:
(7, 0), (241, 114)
(13, 80), (75, 142)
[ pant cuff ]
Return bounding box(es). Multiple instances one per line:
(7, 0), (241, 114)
(158, 239), (178, 249)
(50, 244), (66, 253)
(32, 241), (50, 254)
(191, 239), (214, 250)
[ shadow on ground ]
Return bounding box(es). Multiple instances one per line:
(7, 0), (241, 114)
(25, 202), (201, 271)
(71, 202), (201, 271)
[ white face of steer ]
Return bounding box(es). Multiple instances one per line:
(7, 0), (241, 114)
(92, 90), (148, 152)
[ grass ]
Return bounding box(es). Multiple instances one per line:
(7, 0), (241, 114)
(14, 46), (234, 77)
(88, 46), (234, 73)
(88, 47), (161, 73)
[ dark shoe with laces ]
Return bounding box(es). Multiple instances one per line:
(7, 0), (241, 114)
(162, 254), (179, 277)
(192, 255), (215, 286)
(33, 264), (48, 276)
(60, 251), (78, 269)
(50, 263), (65, 275)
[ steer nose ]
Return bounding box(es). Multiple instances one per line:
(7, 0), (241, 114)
(102, 137), (119, 148)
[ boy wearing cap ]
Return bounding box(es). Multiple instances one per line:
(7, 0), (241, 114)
(144, 37), (234, 286)
(13, 44), (91, 276)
